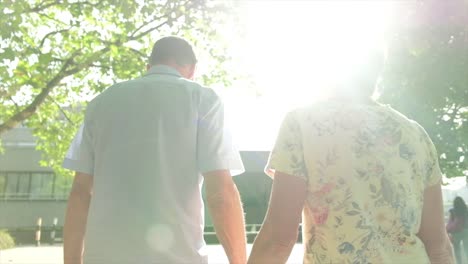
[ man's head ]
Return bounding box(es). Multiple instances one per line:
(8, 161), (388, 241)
(148, 36), (197, 79)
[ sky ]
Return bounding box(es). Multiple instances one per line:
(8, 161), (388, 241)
(218, 1), (394, 150)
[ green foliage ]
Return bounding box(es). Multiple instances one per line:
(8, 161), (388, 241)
(0, 230), (15, 250)
(0, 0), (238, 178)
(381, 1), (468, 177)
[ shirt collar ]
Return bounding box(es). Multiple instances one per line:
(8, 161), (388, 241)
(145, 65), (182, 77)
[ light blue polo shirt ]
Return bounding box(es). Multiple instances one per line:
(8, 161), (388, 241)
(63, 65), (244, 264)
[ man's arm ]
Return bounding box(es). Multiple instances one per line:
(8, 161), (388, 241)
(204, 170), (246, 264)
(64, 172), (93, 264)
(417, 182), (455, 264)
(248, 171), (307, 264)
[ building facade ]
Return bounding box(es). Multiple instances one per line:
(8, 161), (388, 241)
(0, 127), (272, 232)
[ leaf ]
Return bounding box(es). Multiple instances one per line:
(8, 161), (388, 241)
(360, 236), (368, 244)
(381, 2), (468, 177)
(346, 211), (360, 216)
(0, 0), (236, 182)
(1, 48), (15, 60)
(352, 202), (360, 210)
(356, 219), (363, 228)
(38, 53), (53, 65)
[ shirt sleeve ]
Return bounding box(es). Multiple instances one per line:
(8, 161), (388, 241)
(265, 111), (307, 180)
(62, 120), (95, 175)
(417, 125), (442, 187)
(197, 89), (244, 176)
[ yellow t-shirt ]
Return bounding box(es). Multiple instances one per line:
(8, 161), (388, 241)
(266, 101), (442, 264)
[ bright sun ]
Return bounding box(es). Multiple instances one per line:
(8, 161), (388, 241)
(220, 1), (394, 150)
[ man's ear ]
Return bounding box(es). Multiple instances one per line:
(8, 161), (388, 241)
(178, 64), (196, 80)
(187, 64), (196, 80)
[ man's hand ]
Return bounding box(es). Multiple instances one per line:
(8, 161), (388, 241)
(204, 170), (247, 264)
(64, 172), (93, 264)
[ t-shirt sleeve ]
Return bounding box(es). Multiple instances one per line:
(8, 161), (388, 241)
(418, 125), (442, 187)
(62, 120), (95, 175)
(265, 111), (307, 180)
(196, 89), (244, 176)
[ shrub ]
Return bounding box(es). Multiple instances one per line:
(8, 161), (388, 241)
(0, 230), (15, 249)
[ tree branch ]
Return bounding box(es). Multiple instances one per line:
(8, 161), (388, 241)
(47, 96), (75, 125)
(27, 0), (62, 13)
(39, 29), (70, 49)
(0, 56), (75, 136)
(24, 0), (103, 14)
(37, 13), (69, 26)
(128, 0), (192, 41)
(128, 20), (172, 41)
(0, 4), (186, 136)
(90, 63), (112, 70)
(73, 0), (103, 8)
(7, 96), (21, 111)
(127, 47), (147, 58)
(130, 15), (167, 38)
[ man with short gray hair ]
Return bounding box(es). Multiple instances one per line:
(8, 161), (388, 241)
(63, 36), (246, 264)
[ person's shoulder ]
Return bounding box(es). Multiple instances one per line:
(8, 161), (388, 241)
(90, 80), (127, 99)
(84, 80), (132, 112)
(280, 106), (312, 125)
(382, 105), (437, 150)
(290, 100), (340, 120)
(180, 78), (214, 93)
(174, 79), (222, 110)
(378, 104), (426, 131)
(380, 104), (412, 122)
(188, 80), (221, 100)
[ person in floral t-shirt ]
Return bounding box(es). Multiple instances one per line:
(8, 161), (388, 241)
(248, 47), (454, 264)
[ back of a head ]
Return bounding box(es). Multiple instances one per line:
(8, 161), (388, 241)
(454, 196), (468, 216)
(149, 36), (197, 66)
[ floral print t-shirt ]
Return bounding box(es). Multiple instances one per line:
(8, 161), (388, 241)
(266, 101), (442, 264)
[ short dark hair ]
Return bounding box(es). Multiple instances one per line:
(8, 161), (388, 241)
(149, 36), (197, 66)
(454, 196), (468, 217)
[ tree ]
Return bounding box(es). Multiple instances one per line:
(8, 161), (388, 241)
(381, 0), (468, 177)
(0, 0), (236, 177)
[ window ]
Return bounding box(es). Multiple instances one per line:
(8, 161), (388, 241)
(30, 173), (54, 199)
(0, 172), (71, 200)
(18, 173), (31, 198)
(5, 172), (30, 198)
(0, 172), (6, 194)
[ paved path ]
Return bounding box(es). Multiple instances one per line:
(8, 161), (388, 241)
(0, 244), (304, 264)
